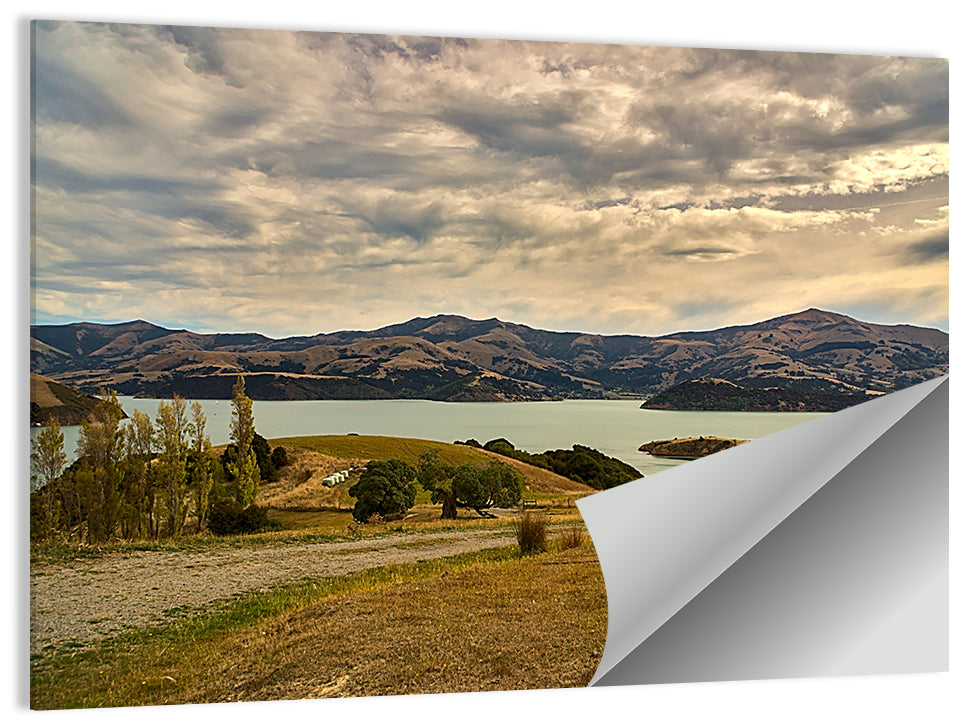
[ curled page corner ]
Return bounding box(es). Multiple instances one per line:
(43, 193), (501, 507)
(578, 376), (948, 686)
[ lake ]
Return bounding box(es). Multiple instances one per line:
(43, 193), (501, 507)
(32, 397), (824, 479)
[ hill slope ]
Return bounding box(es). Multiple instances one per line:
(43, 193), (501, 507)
(642, 377), (872, 412)
(30, 308), (948, 401)
(30, 373), (104, 426)
(270, 435), (595, 496)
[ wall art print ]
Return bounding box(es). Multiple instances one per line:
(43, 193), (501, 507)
(29, 20), (949, 711)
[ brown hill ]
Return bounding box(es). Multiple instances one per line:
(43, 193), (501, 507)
(642, 377), (873, 412)
(30, 308), (948, 401)
(30, 373), (105, 426)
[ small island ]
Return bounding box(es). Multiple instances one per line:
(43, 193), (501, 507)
(638, 436), (748, 459)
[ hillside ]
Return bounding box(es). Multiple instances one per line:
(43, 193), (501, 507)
(268, 435), (596, 497)
(641, 377), (872, 412)
(30, 373), (105, 426)
(460, 437), (641, 491)
(30, 308), (948, 401)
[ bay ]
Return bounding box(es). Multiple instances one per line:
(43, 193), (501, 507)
(32, 397), (823, 480)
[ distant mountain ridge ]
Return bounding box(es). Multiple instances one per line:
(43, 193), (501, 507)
(30, 309), (948, 401)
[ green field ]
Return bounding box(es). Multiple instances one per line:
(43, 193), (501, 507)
(272, 434), (497, 465)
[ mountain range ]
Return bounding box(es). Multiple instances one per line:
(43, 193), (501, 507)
(30, 309), (948, 402)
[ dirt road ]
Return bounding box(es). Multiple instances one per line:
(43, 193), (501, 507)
(30, 528), (517, 656)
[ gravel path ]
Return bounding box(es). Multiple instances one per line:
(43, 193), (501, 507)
(30, 528), (517, 656)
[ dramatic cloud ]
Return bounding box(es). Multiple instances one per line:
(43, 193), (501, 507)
(31, 23), (949, 336)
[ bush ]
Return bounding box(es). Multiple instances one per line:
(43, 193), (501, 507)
(271, 446), (289, 469)
(237, 504), (270, 534)
(555, 524), (585, 551)
(515, 512), (548, 555)
(207, 498), (242, 536)
(207, 498), (274, 536)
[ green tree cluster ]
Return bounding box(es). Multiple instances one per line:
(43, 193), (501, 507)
(221, 432), (279, 488)
(30, 419), (67, 539)
(29, 376), (272, 543)
(475, 438), (639, 490)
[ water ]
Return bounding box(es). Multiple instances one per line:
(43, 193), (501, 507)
(32, 397), (823, 479)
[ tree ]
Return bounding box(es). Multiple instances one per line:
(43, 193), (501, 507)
(416, 450), (524, 519)
(30, 419), (67, 539)
(155, 395), (191, 537)
(461, 462), (524, 516)
(252, 433), (277, 483)
(229, 376), (260, 506)
(76, 391), (126, 543)
(348, 459), (418, 522)
(416, 450), (459, 519)
(121, 409), (155, 538)
(188, 401), (214, 531)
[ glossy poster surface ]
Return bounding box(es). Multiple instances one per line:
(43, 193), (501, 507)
(28, 19), (948, 712)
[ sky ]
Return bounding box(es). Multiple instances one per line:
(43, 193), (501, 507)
(30, 21), (949, 338)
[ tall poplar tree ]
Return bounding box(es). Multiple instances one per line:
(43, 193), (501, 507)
(229, 376), (260, 506)
(124, 409), (155, 538)
(30, 419), (67, 538)
(189, 400), (214, 530)
(155, 395), (191, 537)
(76, 391), (126, 543)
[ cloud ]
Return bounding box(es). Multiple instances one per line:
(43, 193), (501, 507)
(30, 22), (949, 337)
(32, 56), (135, 129)
(906, 232), (949, 261)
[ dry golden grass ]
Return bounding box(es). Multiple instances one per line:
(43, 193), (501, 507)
(32, 544), (607, 707)
(555, 524), (586, 551)
(227, 545), (607, 700)
(258, 446), (363, 509)
(30, 373), (63, 408)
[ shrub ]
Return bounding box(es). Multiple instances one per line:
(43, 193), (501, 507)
(208, 498), (243, 536)
(515, 512), (548, 555)
(555, 524), (585, 551)
(207, 498), (274, 536)
(237, 504), (270, 534)
(271, 446), (289, 469)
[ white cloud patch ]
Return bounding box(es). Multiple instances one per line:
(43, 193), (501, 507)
(31, 23), (949, 336)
